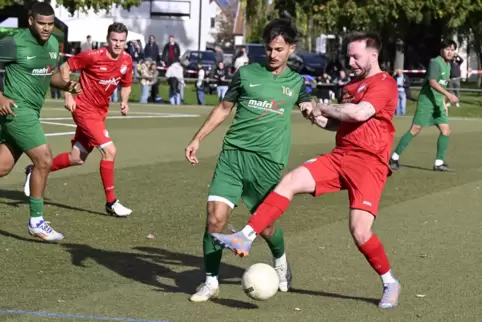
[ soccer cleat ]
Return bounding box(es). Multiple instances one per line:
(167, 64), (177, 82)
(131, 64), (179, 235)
(28, 220), (64, 241)
(189, 283), (220, 302)
(211, 231), (252, 257)
(106, 200), (132, 217)
(274, 261), (292, 292)
(433, 163), (454, 172)
(23, 165), (33, 197)
(389, 159), (400, 171)
(378, 281), (401, 309)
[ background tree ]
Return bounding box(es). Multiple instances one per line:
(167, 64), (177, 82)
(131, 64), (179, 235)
(0, 0), (141, 15)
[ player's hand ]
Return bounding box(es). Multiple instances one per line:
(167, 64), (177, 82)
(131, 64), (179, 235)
(299, 102), (313, 118)
(121, 102), (129, 116)
(446, 92), (458, 104)
(0, 95), (16, 117)
(185, 139), (200, 165)
(66, 80), (82, 94)
(64, 95), (76, 112)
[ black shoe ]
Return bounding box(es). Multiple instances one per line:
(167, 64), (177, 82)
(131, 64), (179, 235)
(389, 159), (400, 171)
(433, 163), (454, 172)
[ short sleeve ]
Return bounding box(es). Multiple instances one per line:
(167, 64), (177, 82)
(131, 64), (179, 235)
(68, 50), (95, 72)
(121, 59), (133, 87)
(428, 59), (441, 80)
(223, 70), (241, 102)
(0, 36), (17, 63)
(360, 78), (397, 113)
(296, 82), (311, 104)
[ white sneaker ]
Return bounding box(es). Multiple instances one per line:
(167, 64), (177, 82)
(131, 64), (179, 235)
(189, 283), (220, 302)
(28, 220), (64, 241)
(23, 165), (33, 197)
(275, 261), (292, 292)
(106, 200), (132, 217)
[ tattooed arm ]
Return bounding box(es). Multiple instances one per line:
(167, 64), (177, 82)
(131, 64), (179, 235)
(311, 114), (340, 131)
(319, 101), (376, 122)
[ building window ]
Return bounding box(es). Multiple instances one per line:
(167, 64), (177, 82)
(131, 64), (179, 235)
(210, 18), (215, 28)
(150, 0), (191, 18)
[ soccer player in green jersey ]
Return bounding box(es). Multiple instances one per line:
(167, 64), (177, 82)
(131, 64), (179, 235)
(390, 39), (459, 171)
(0, 2), (81, 241)
(184, 19), (313, 302)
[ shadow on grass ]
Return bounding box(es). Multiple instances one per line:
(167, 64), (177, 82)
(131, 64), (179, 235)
(0, 230), (379, 308)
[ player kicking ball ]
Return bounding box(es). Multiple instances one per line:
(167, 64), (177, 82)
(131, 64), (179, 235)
(211, 32), (402, 309)
(390, 39), (459, 171)
(24, 22), (133, 217)
(0, 2), (81, 240)
(185, 18), (314, 302)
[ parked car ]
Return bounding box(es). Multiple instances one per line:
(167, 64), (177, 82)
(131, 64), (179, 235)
(289, 51), (327, 76)
(180, 50), (216, 78)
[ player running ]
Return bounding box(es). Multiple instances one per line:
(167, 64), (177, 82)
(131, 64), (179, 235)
(24, 22), (134, 217)
(184, 19), (313, 302)
(211, 32), (402, 309)
(0, 2), (81, 241)
(390, 39), (459, 171)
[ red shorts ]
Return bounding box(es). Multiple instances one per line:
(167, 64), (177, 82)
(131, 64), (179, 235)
(302, 150), (389, 216)
(71, 115), (111, 153)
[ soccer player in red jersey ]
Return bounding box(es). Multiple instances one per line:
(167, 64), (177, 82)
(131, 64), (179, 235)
(24, 22), (134, 217)
(211, 32), (402, 309)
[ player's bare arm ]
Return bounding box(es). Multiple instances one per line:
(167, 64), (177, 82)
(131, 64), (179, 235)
(318, 101), (376, 122)
(120, 86), (131, 115)
(429, 79), (458, 104)
(58, 62), (77, 111)
(50, 69), (81, 94)
(310, 114), (340, 131)
(185, 101), (235, 165)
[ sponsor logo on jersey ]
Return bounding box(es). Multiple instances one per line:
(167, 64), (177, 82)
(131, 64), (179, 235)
(32, 66), (54, 76)
(99, 77), (121, 90)
(247, 99), (286, 120)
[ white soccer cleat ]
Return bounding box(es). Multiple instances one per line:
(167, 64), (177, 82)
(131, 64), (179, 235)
(23, 165), (33, 197)
(28, 220), (64, 241)
(106, 200), (132, 217)
(189, 283), (220, 302)
(275, 261), (292, 292)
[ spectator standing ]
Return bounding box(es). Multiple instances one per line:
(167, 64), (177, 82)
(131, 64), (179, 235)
(166, 59), (184, 105)
(213, 61), (229, 102)
(394, 69), (409, 115)
(162, 35), (181, 67)
(81, 35), (93, 52)
(450, 52), (463, 107)
(144, 35), (160, 63)
(196, 60), (206, 105)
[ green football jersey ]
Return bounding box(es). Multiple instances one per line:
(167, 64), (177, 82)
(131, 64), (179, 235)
(0, 29), (59, 112)
(418, 56), (450, 107)
(222, 63), (311, 167)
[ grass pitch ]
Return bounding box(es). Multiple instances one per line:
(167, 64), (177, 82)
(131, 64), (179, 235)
(0, 99), (481, 321)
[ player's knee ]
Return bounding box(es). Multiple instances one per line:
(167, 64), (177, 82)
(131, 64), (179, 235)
(206, 203), (229, 233)
(70, 156), (84, 166)
(349, 223), (372, 246)
(409, 125), (422, 136)
(275, 166), (315, 197)
(100, 143), (116, 160)
(259, 223), (275, 238)
(0, 164), (14, 177)
(440, 126), (450, 136)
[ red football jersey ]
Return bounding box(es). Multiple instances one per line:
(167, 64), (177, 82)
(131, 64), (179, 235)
(68, 48), (133, 117)
(334, 72), (398, 164)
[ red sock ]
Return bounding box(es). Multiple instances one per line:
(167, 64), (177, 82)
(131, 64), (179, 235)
(100, 160), (116, 203)
(50, 152), (71, 172)
(247, 192), (290, 234)
(358, 234), (391, 275)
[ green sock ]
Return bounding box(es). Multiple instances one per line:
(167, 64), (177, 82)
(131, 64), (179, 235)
(436, 134), (449, 161)
(262, 224), (285, 259)
(203, 230), (223, 276)
(394, 131), (415, 155)
(29, 197), (44, 218)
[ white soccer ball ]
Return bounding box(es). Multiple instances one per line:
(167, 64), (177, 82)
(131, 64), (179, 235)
(241, 263), (279, 301)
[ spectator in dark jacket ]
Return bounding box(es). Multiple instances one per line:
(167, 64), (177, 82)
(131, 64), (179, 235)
(144, 35), (160, 63)
(162, 35), (181, 67)
(450, 53), (463, 107)
(213, 62), (229, 102)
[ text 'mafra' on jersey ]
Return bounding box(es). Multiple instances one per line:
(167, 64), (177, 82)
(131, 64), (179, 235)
(68, 48), (133, 117)
(221, 63), (312, 167)
(0, 29), (59, 112)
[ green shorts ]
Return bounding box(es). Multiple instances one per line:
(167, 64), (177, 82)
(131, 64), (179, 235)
(208, 149), (283, 213)
(412, 96), (448, 127)
(0, 107), (46, 152)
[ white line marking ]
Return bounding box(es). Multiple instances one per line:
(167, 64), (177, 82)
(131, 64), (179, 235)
(41, 121), (77, 127)
(40, 114), (199, 121)
(45, 131), (75, 137)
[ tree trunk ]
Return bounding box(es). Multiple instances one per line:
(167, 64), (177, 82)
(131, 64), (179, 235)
(394, 38), (404, 70)
(307, 7), (313, 51)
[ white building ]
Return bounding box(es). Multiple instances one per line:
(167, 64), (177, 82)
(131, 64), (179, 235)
(51, 0), (216, 53)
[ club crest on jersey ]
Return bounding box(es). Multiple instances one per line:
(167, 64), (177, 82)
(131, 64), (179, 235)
(357, 83), (368, 93)
(120, 65), (128, 75)
(99, 77), (121, 90)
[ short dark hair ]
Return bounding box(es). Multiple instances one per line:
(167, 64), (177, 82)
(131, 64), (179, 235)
(345, 31), (382, 52)
(29, 2), (55, 18)
(262, 18), (298, 45)
(441, 39), (457, 50)
(107, 22), (128, 37)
